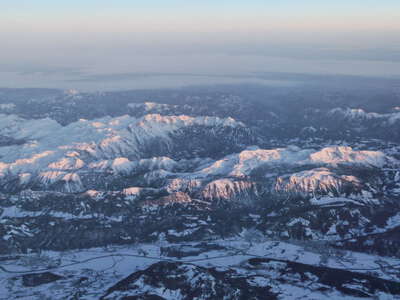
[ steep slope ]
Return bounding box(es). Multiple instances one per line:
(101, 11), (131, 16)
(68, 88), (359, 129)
(0, 114), (254, 193)
(275, 168), (363, 197)
(102, 261), (277, 300)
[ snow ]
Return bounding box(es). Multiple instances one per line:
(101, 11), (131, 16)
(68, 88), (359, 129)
(329, 107), (400, 125)
(0, 103), (16, 111)
(198, 146), (313, 177)
(111, 157), (135, 174)
(1, 206), (93, 220)
(166, 178), (202, 193)
(61, 173), (84, 193)
(48, 157), (85, 170)
(287, 217), (310, 227)
(0, 113), (241, 191)
(0, 114), (61, 141)
(386, 213), (400, 229)
(202, 178), (257, 201)
(38, 170), (67, 185)
(167, 228), (199, 237)
(275, 167), (361, 195)
(88, 156), (177, 176)
(0, 238), (399, 299)
(310, 197), (363, 206)
(84, 189), (103, 199)
(197, 146), (391, 178)
(0, 113), (395, 200)
(128, 101), (179, 112)
(122, 187), (142, 200)
(310, 146), (388, 167)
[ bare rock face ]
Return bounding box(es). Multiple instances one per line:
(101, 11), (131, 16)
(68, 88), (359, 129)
(201, 179), (259, 202)
(275, 168), (363, 197)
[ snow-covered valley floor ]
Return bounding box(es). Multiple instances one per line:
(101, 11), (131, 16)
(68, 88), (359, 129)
(1, 238), (400, 299)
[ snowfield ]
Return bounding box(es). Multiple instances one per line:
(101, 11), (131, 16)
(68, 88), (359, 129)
(1, 238), (399, 299)
(0, 113), (393, 195)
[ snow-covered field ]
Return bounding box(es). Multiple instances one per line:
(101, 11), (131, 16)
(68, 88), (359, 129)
(1, 238), (399, 299)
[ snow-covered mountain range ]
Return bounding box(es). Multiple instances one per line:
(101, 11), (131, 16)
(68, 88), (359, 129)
(1, 87), (400, 299)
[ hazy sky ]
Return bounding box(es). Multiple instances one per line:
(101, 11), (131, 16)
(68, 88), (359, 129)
(1, 1), (400, 90)
(3, 1), (400, 31)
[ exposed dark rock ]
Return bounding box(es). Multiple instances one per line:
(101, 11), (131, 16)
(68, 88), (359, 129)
(21, 271), (64, 287)
(247, 258), (400, 297)
(102, 261), (277, 300)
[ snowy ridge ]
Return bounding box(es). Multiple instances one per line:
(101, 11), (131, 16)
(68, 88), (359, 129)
(196, 146), (391, 178)
(197, 146), (313, 177)
(0, 103), (16, 112)
(0, 114), (61, 141)
(166, 178), (203, 194)
(0, 113), (243, 161)
(89, 157), (177, 175)
(0, 114), (243, 192)
(309, 146), (388, 167)
(329, 107), (400, 125)
(0, 113), (393, 199)
(128, 102), (182, 112)
(275, 168), (362, 196)
(201, 179), (258, 202)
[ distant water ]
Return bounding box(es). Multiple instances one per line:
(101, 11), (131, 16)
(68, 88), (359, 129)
(2, 54), (399, 92)
(0, 71), (298, 92)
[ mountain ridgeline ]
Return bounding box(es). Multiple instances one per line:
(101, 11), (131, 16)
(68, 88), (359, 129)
(1, 85), (400, 299)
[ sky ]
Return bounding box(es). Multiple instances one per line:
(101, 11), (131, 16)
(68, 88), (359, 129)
(1, 1), (400, 90)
